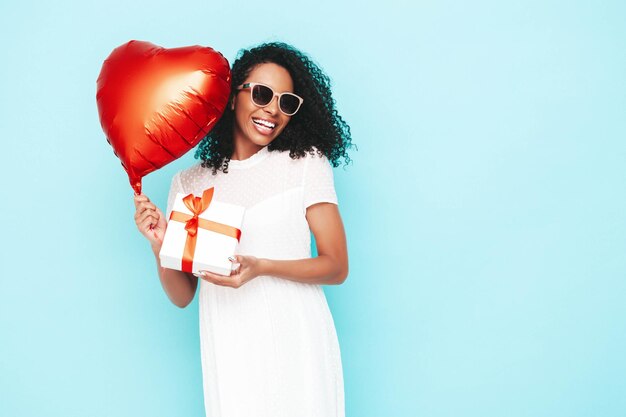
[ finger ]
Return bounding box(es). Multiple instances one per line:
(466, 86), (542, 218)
(135, 203), (157, 220)
(200, 270), (224, 280)
(137, 204), (157, 215)
(134, 205), (146, 220)
(134, 204), (148, 219)
(228, 256), (241, 271)
(138, 214), (159, 229)
(133, 194), (149, 208)
(138, 215), (159, 231)
(139, 216), (158, 232)
(137, 209), (159, 224)
(232, 255), (246, 266)
(199, 272), (233, 288)
(138, 201), (157, 212)
(227, 267), (244, 283)
(228, 272), (242, 288)
(200, 270), (236, 287)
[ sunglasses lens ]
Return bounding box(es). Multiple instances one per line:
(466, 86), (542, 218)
(280, 94), (300, 115)
(251, 84), (273, 106)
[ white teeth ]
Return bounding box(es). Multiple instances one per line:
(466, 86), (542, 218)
(253, 118), (276, 128)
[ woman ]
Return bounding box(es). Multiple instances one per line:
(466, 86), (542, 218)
(133, 42), (354, 417)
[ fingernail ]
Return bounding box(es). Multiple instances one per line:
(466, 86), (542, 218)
(228, 257), (236, 262)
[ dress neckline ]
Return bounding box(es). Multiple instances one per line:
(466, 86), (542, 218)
(228, 146), (270, 169)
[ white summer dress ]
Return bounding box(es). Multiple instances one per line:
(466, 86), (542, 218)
(165, 145), (345, 417)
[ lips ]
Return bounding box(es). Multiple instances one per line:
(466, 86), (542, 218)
(251, 117), (277, 135)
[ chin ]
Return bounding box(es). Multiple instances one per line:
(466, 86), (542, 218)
(250, 136), (273, 147)
(249, 130), (279, 147)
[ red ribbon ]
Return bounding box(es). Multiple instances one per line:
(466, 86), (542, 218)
(169, 188), (242, 273)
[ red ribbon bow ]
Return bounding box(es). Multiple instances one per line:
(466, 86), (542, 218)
(182, 188), (213, 237)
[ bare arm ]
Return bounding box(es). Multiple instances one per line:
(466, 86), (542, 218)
(201, 202), (349, 288)
(260, 202), (349, 285)
(134, 194), (198, 308)
(150, 243), (199, 308)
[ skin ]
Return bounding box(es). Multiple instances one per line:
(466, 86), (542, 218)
(133, 63), (348, 308)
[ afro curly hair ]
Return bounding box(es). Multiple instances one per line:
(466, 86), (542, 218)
(194, 42), (355, 174)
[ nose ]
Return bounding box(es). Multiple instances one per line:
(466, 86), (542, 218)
(263, 95), (280, 115)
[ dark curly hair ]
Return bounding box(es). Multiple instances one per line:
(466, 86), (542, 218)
(194, 42), (355, 174)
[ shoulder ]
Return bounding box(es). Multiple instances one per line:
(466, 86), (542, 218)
(272, 146), (330, 166)
(303, 146), (333, 172)
(304, 146), (329, 161)
(173, 161), (214, 192)
(270, 147), (332, 181)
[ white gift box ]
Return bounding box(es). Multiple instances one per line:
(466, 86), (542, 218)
(159, 189), (245, 276)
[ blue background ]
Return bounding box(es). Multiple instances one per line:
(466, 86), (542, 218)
(1, 1), (625, 416)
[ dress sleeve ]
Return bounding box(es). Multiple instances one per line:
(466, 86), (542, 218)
(302, 151), (338, 210)
(166, 172), (184, 219)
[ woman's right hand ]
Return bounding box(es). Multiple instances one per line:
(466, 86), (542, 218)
(134, 194), (167, 249)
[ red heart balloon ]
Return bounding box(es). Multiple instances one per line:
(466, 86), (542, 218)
(96, 40), (231, 194)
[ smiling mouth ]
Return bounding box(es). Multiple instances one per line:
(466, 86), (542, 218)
(252, 117), (277, 134)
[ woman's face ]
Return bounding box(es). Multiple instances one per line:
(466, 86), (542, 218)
(231, 62), (294, 147)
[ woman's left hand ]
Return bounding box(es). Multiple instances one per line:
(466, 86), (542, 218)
(198, 255), (264, 288)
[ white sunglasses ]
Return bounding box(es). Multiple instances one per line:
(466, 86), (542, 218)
(236, 82), (304, 116)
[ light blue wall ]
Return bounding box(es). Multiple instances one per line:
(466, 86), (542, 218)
(1, 1), (625, 416)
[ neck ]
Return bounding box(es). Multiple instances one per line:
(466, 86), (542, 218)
(231, 127), (264, 161)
